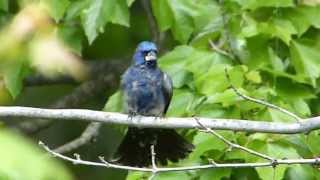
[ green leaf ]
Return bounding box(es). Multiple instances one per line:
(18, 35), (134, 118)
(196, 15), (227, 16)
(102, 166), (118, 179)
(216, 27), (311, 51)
(40, 0), (70, 22)
(282, 6), (320, 34)
(0, 130), (72, 180)
(290, 39), (320, 86)
(2, 61), (25, 98)
(109, 0), (130, 27)
(0, 0), (8, 11)
(247, 138), (300, 162)
(154, 172), (190, 180)
(166, 88), (194, 116)
(247, 139), (300, 180)
(306, 131), (320, 155)
(104, 91), (123, 112)
(82, 0), (115, 44)
(166, 0), (195, 43)
(126, 171), (148, 180)
(65, 0), (90, 21)
(205, 89), (248, 107)
(151, 0), (173, 31)
(242, 17), (297, 45)
(233, 0), (294, 10)
(230, 168), (261, 180)
(245, 35), (270, 68)
(127, 0), (135, 6)
(152, 0), (219, 43)
(190, 132), (227, 160)
(199, 168), (231, 180)
(285, 165), (316, 180)
(82, 0), (129, 44)
(159, 46), (194, 88)
(245, 70), (262, 83)
(57, 25), (84, 55)
(257, 167), (287, 180)
(195, 65), (244, 95)
(104, 91), (127, 135)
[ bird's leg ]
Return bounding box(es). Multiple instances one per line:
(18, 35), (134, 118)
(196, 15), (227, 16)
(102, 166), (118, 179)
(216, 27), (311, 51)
(154, 113), (165, 121)
(128, 111), (138, 122)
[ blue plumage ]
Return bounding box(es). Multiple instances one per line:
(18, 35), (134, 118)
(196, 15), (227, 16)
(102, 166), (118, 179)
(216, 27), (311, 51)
(122, 41), (172, 116)
(116, 41), (193, 167)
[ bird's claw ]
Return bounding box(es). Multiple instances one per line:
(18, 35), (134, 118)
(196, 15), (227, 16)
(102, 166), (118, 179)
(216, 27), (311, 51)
(128, 111), (138, 121)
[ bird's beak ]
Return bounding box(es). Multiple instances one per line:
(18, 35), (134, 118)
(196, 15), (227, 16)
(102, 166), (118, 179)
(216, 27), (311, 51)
(145, 51), (157, 61)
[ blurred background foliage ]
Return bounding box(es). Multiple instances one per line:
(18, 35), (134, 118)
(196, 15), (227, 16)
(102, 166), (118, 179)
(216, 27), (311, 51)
(1, 0), (320, 179)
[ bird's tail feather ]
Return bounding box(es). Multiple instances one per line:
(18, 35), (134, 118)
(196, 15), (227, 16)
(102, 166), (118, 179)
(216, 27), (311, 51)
(115, 127), (194, 167)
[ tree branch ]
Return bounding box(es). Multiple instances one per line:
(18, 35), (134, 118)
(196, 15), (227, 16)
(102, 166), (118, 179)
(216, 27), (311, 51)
(15, 74), (117, 133)
(39, 141), (320, 172)
(224, 68), (302, 123)
(196, 118), (274, 161)
(53, 122), (102, 153)
(1, 106), (320, 134)
(141, 0), (166, 50)
(149, 145), (158, 180)
(16, 59), (126, 133)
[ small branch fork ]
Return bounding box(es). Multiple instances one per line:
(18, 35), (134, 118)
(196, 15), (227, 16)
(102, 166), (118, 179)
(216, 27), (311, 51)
(149, 145), (158, 180)
(195, 118), (274, 162)
(53, 122), (102, 153)
(34, 75), (316, 174)
(39, 141), (320, 172)
(1, 64), (316, 176)
(224, 68), (302, 123)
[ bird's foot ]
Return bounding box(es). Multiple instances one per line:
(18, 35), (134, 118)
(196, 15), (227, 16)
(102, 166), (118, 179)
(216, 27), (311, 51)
(153, 113), (165, 121)
(128, 111), (138, 122)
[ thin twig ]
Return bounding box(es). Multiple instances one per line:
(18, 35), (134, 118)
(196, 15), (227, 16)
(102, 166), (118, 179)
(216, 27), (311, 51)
(218, 0), (241, 64)
(149, 145), (158, 180)
(39, 141), (320, 172)
(196, 118), (274, 161)
(209, 39), (234, 59)
(53, 122), (102, 153)
(225, 68), (302, 123)
(141, 0), (159, 45)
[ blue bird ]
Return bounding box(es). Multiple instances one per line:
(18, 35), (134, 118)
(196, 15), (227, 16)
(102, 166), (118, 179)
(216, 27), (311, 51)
(116, 41), (194, 167)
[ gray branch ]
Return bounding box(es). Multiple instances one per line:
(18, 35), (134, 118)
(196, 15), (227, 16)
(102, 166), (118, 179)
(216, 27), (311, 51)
(40, 141), (320, 172)
(1, 106), (320, 134)
(53, 122), (102, 153)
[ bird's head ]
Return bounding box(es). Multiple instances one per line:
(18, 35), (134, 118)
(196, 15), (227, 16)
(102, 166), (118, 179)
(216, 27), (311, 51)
(133, 41), (158, 67)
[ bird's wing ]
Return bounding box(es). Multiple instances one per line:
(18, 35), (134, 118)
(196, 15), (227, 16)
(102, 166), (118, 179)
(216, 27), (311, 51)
(161, 71), (173, 114)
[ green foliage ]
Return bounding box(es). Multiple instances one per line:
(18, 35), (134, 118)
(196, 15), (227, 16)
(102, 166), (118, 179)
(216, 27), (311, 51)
(0, 0), (8, 11)
(0, 129), (72, 180)
(1, 0), (320, 179)
(40, 0), (70, 22)
(81, 0), (130, 44)
(103, 0), (320, 178)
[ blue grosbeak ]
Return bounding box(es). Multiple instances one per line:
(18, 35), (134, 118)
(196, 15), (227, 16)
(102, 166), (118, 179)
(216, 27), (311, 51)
(116, 41), (194, 167)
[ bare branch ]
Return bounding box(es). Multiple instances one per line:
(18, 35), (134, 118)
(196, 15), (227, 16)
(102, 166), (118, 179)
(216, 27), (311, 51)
(39, 141), (320, 172)
(209, 39), (234, 59)
(24, 75), (77, 86)
(149, 145), (158, 180)
(217, 0), (242, 64)
(141, 0), (166, 50)
(225, 68), (302, 123)
(15, 73), (118, 133)
(1, 106), (320, 134)
(141, 0), (159, 43)
(16, 59), (126, 133)
(53, 122), (102, 153)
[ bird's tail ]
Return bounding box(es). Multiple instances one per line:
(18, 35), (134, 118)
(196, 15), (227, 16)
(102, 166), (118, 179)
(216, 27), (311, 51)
(115, 127), (194, 167)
